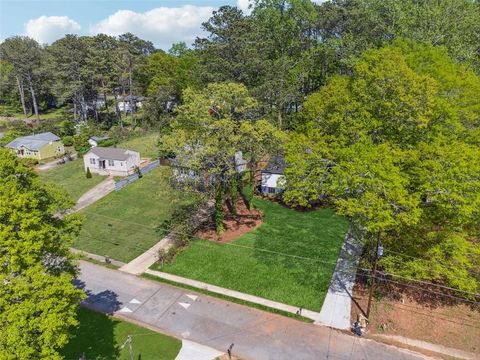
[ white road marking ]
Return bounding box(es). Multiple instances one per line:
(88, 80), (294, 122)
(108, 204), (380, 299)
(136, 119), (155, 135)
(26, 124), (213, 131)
(129, 298), (141, 304)
(186, 294), (198, 301)
(119, 306), (133, 313)
(178, 302), (191, 309)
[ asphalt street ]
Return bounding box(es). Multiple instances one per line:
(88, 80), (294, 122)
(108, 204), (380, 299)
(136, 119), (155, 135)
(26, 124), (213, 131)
(77, 261), (428, 360)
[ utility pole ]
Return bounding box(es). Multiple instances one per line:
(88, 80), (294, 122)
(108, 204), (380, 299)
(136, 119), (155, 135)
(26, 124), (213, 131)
(120, 334), (133, 360)
(366, 231), (383, 319)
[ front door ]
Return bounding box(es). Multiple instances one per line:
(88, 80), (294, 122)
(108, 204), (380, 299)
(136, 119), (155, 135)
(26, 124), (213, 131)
(99, 160), (106, 169)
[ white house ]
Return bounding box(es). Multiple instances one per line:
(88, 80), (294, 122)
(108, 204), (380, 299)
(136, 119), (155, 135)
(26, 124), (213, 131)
(83, 147), (140, 176)
(88, 135), (110, 147)
(261, 155), (286, 194)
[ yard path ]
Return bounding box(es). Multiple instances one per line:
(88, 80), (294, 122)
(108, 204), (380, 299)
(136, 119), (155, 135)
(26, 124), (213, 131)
(36, 153), (77, 172)
(78, 260), (429, 360)
(119, 201), (215, 275)
(72, 176), (115, 212)
(317, 231), (363, 330)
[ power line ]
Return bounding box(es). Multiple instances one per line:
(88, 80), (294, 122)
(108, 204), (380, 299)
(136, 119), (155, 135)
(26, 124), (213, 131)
(78, 210), (480, 300)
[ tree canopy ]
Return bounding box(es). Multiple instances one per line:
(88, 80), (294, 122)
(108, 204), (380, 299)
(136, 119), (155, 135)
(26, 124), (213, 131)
(0, 149), (84, 359)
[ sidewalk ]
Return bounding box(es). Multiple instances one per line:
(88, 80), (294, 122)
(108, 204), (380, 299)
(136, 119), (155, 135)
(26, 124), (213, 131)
(145, 269), (320, 321)
(71, 248), (126, 268)
(317, 231), (363, 329)
(119, 200), (215, 275)
(119, 234), (175, 275)
(175, 340), (223, 360)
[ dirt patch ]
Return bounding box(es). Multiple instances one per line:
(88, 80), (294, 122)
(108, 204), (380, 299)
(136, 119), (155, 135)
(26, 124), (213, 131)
(351, 278), (480, 355)
(196, 196), (263, 243)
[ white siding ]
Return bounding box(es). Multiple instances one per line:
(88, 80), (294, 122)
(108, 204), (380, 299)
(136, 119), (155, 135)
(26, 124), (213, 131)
(261, 173), (284, 188)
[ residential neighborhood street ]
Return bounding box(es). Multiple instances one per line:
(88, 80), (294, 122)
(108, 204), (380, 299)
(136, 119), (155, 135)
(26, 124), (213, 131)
(78, 261), (428, 360)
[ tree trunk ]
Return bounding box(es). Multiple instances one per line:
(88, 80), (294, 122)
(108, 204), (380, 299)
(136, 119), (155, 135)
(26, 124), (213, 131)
(215, 181), (225, 235)
(113, 88), (122, 127)
(27, 73), (40, 123)
(101, 79), (109, 113)
(16, 76), (27, 116)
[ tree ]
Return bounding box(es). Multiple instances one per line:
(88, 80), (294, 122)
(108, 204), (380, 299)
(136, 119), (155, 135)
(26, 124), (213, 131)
(0, 149), (84, 359)
(1, 36), (43, 122)
(85, 167), (92, 178)
(160, 83), (263, 233)
(284, 41), (480, 292)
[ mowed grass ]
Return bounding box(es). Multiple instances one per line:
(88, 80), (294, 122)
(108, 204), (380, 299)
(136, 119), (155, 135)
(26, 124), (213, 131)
(75, 166), (195, 262)
(61, 307), (181, 360)
(118, 133), (159, 159)
(38, 159), (106, 201)
(156, 198), (349, 311)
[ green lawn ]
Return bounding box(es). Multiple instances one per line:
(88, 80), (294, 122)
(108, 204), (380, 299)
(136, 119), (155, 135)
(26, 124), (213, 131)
(155, 198), (349, 311)
(38, 159), (106, 201)
(75, 166), (196, 262)
(118, 133), (159, 159)
(61, 307), (181, 360)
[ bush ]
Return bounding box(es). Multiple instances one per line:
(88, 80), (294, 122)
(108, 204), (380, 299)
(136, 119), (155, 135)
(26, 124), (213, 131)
(98, 139), (115, 147)
(86, 167), (92, 179)
(135, 165), (142, 178)
(21, 158), (39, 167)
(62, 136), (73, 147)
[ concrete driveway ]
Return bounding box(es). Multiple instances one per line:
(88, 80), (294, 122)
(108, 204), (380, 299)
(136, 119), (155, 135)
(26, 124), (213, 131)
(77, 261), (429, 360)
(72, 177), (115, 212)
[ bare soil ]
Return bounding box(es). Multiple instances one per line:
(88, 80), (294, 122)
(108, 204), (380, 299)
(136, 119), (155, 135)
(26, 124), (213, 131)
(196, 196), (263, 243)
(351, 278), (480, 355)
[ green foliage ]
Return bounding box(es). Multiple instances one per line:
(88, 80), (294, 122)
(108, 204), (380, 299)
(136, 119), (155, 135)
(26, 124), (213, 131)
(135, 165), (142, 178)
(73, 134), (90, 154)
(62, 135), (73, 147)
(85, 167), (92, 179)
(285, 41), (480, 292)
(0, 149), (84, 359)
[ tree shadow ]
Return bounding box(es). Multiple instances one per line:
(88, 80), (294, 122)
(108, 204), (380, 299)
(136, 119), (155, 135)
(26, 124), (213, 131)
(61, 307), (120, 360)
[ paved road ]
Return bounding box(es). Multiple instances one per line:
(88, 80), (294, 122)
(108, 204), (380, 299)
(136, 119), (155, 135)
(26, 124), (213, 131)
(78, 261), (428, 360)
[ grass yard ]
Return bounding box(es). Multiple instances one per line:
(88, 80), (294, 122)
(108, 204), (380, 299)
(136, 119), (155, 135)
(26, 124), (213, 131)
(155, 198), (349, 311)
(38, 159), (106, 201)
(75, 166), (196, 262)
(61, 307), (181, 360)
(118, 133), (159, 159)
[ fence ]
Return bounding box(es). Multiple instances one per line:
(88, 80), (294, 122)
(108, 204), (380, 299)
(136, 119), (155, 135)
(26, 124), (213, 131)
(115, 160), (160, 191)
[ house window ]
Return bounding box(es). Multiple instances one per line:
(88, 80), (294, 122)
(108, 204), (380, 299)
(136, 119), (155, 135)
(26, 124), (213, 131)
(108, 159), (114, 166)
(89, 158), (96, 165)
(268, 187), (276, 194)
(120, 162), (123, 166)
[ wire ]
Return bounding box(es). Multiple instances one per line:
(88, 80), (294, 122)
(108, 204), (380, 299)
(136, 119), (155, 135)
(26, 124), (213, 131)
(78, 210), (480, 301)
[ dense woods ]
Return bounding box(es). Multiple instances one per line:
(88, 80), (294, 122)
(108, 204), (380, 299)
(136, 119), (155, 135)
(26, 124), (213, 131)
(1, 0), (479, 302)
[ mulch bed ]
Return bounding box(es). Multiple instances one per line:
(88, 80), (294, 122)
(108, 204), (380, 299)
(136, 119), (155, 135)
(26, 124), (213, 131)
(196, 196), (263, 243)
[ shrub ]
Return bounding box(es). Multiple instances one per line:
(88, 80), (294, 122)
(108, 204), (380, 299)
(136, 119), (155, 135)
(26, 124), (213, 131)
(86, 167), (92, 179)
(62, 136), (73, 147)
(21, 158), (39, 167)
(135, 165), (142, 178)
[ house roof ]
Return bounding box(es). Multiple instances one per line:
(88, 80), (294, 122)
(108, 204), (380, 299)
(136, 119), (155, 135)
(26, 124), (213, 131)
(5, 132), (60, 151)
(87, 147), (137, 161)
(262, 155), (286, 175)
(89, 135), (110, 142)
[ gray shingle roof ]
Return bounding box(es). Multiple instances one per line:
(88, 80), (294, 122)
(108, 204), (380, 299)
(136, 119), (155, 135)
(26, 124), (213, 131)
(87, 147), (137, 161)
(89, 135), (110, 142)
(5, 132), (60, 151)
